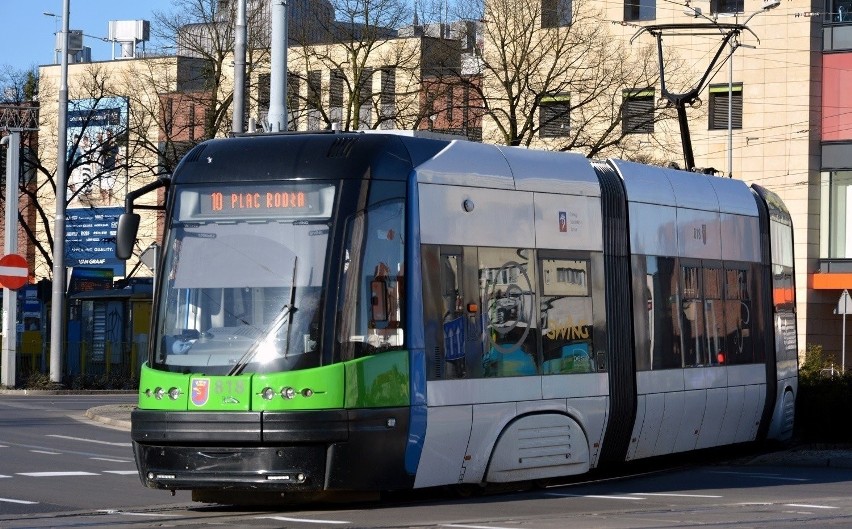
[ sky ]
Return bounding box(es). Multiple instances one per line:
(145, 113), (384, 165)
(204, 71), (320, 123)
(0, 0), (175, 72)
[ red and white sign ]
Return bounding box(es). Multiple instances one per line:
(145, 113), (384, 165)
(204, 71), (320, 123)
(0, 254), (29, 290)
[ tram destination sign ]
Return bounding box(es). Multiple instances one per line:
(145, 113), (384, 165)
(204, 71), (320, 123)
(196, 184), (330, 218)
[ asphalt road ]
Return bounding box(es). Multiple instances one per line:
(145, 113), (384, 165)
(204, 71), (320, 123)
(2, 393), (851, 529)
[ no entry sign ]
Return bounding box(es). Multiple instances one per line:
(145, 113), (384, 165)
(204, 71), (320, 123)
(0, 254), (28, 290)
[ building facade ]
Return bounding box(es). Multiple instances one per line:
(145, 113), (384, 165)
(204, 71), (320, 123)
(31, 0), (852, 364)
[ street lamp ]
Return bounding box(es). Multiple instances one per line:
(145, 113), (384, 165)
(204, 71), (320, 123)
(676, 1), (779, 176)
(49, 0), (71, 384)
(715, 2), (781, 176)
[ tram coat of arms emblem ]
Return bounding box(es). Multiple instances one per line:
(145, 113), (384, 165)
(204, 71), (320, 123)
(191, 378), (210, 406)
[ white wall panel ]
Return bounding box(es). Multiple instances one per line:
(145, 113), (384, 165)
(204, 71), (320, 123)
(462, 402), (516, 483)
(696, 387), (728, 449)
(414, 405), (472, 488)
(673, 390), (704, 453)
(534, 193), (603, 251)
(418, 184), (534, 247)
(633, 392), (664, 459)
(426, 378), (542, 407)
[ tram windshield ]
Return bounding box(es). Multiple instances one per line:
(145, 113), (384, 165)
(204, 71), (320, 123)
(154, 183), (335, 374)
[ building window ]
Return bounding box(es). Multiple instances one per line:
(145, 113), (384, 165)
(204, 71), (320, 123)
(164, 98), (174, 135)
(188, 104), (196, 141)
(539, 94), (570, 137)
(258, 73), (271, 113)
(379, 68), (396, 130)
(357, 68), (373, 128)
(827, 171), (852, 258)
(329, 69), (344, 108)
(826, 0), (852, 22)
(542, 0), (572, 28)
(622, 89), (654, 134)
(624, 0), (656, 21)
(257, 73), (271, 127)
(287, 77), (300, 130)
(708, 83), (742, 130)
(710, 0), (743, 14)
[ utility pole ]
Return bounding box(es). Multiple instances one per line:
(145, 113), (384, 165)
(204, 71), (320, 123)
(49, 0), (71, 384)
(267, 0), (288, 132)
(232, 0), (247, 134)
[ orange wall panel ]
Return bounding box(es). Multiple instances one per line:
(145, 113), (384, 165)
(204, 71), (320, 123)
(823, 53), (852, 142)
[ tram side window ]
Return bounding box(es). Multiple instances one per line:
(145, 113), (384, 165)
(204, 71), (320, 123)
(702, 267), (724, 366)
(680, 264), (707, 367)
(773, 264), (795, 313)
(724, 267), (754, 364)
(337, 199), (405, 360)
(441, 252), (467, 379)
(633, 256), (680, 371)
(540, 257), (594, 374)
(480, 248), (539, 377)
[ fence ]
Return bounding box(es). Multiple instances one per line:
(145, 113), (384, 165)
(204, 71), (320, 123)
(10, 339), (143, 388)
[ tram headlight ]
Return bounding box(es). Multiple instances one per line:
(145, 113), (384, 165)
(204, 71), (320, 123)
(154, 387), (165, 400)
(168, 387), (182, 400)
(261, 387), (276, 400)
(281, 386), (296, 399)
(301, 388), (313, 397)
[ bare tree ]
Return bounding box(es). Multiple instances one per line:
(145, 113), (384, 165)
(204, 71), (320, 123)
(151, 0), (272, 139)
(287, 0), (451, 131)
(452, 0), (683, 162)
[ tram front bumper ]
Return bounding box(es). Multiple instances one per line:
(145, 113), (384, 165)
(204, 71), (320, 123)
(131, 407), (411, 492)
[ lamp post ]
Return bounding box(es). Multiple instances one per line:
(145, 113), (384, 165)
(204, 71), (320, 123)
(726, 1), (780, 176)
(49, 0), (70, 384)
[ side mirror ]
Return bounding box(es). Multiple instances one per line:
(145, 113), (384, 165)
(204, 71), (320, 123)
(115, 213), (141, 260)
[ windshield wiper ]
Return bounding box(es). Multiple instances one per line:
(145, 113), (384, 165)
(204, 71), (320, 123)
(227, 257), (298, 376)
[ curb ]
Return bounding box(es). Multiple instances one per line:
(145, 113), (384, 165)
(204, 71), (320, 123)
(84, 404), (135, 430)
(0, 389), (136, 395)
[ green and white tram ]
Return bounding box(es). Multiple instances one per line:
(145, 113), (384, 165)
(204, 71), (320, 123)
(117, 131), (797, 502)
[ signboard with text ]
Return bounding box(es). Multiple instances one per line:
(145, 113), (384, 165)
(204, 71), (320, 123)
(66, 96), (128, 208)
(65, 206), (125, 277)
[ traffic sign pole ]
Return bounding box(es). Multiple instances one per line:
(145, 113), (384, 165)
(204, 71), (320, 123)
(839, 289), (851, 374)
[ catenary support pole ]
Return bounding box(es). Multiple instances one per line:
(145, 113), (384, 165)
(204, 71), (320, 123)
(49, 0), (71, 384)
(267, 0), (288, 132)
(232, 0), (246, 134)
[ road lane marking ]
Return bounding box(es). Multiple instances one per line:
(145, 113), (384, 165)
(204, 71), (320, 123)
(99, 510), (175, 517)
(545, 493), (645, 500)
(630, 492), (723, 498)
(103, 470), (140, 475)
(706, 471), (809, 482)
(0, 475), (11, 478)
(17, 471), (99, 477)
(46, 434), (131, 447)
(443, 525), (522, 529)
(0, 497), (38, 504)
(30, 450), (61, 455)
(786, 504), (838, 509)
(90, 457), (133, 463)
(258, 517), (350, 524)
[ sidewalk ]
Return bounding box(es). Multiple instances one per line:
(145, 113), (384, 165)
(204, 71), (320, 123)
(83, 404), (852, 470)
